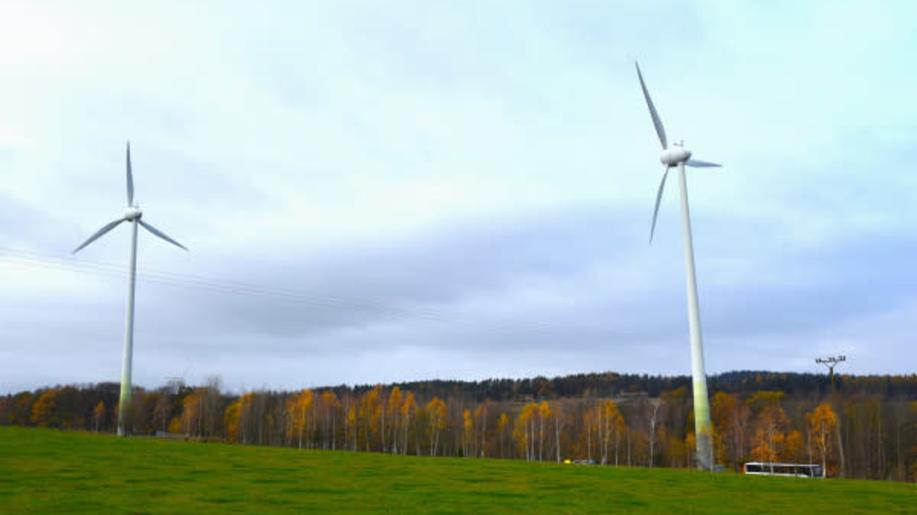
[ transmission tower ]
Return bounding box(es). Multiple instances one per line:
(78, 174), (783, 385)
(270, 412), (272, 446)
(816, 355), (846, 393)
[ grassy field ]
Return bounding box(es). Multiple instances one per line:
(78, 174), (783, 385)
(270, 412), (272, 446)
(0, 427), (914, 514)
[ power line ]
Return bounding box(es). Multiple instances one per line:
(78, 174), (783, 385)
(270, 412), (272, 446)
(0, 246), (560, 335)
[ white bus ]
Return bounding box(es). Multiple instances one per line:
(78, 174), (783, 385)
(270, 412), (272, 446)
(743, 462), (824, 478)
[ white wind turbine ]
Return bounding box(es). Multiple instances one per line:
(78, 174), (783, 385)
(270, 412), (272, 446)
(636, 62), (720, 470)
(73, 142), (187, 436)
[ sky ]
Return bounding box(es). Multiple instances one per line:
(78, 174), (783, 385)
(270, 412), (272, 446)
(2, 1), (917, 393)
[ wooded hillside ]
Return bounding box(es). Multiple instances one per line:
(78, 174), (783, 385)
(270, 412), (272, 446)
(2, 371), (915, 481)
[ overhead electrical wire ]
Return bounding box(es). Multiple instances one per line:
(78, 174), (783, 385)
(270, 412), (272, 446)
(0, 246), (560, 335)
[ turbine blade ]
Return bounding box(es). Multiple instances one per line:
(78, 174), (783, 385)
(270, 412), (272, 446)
(126, 141), (134, 206)
(685, 159), (722, 168)
(139, 220), (188, 251)
(649, 167), (670, 245)
(635, 61), (668, 149)
(73, 219), (125, 254)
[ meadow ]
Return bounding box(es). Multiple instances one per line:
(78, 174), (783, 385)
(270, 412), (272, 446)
(0, 426), (914, 514)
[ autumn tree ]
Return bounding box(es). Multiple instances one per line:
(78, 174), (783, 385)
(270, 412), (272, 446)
(514, 403), (538, 461)
(685, 432), (696, 468)
(30, 389), (58, 427)
(748, 391), (789, 468)
(462, 408), (474, 457)
(93, 401), (106, 432)
(426, 397), (447, 456)
(152, 393), (173, 433)
(386, 387), (402, 453)
(496, 412), (510, 458)
(711, 391), (750, 469)
(359, 386), (382, 452)
(400, 392), (416, 455)
(287, 389), (314, 449)
(181, 390), (203, 436)
(199, 377), (224, 438)
(474, 401), (488, 458)
(582, 405), (596, 463)
(320, 390), (340, 450)
(513, 407), (527, 460)
(235, 392), (257, 444)
(224, 399), (241, 443)
(168, 416), (182, 434)
(592, 400), (624, 465)
(783, 429), (804, 463)
(345, 403), (357, 451)
(538, 401), (552, 461)
(648, 398), (661, 467)
(553, 402), (564, 463)
(807, 403), (838, 477)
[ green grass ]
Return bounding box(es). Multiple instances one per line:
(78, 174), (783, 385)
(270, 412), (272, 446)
(0, 427), (914, 514)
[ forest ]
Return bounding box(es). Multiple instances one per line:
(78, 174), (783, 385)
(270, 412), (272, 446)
(2, 371), (915, 482)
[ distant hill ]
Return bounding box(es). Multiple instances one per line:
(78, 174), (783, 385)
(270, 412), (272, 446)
(347, 370), (917, 402)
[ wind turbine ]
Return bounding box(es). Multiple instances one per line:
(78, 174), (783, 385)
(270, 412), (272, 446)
(73, 142), (187, 436)
(636, 62), (720, 470)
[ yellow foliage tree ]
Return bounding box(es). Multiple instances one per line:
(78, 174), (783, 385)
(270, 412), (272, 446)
(30, 389), (58, 427)
(685, 432), (696, 468)
(496, 412), (509, 458)
(514, 403), (538, 460)
(783, 429), (804, 463)
(538, 401), (552, 461)
(180, 390), (203, 436)
(806, 402), (838, 476)
(224, 400), (240, 443)
(462, 408), (474, 457)
(359, 386), (382, 452)
(235, 392), (256, 444)
(426, 397), (447, 456)
(747, 391), (789, 468)
(320, 390), (340, 450)
(593, 400), (624, 465)
(711, 392), (735, 466)
(287, 389), (314, 449)
(167, 416), (182, 434)
(400, 392), (416, 455)
(346, 403), (357, 451)
(385, 387), (402, 453)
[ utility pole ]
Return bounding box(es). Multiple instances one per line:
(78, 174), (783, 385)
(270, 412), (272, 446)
(816, 355), (847, 477)
(815, 355), (846, 393)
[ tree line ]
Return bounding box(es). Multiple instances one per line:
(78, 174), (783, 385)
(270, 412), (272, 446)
(2, 371), (915, 482)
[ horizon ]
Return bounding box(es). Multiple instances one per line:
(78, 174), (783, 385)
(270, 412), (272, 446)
(7, 368), (914, 397)
(3, 1), (917, 393)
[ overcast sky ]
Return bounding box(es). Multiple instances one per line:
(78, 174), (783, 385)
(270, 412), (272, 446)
(2, 1), (916, 393)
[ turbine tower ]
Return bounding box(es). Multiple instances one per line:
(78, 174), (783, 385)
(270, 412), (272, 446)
(636, 62), (721, 470)
(73, 142), (187, 436)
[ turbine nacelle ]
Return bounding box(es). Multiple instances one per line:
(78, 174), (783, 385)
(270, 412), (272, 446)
(73, 142), (187, 255)
(660, 146), (691, 167)
(124, 206), (143, 221)
(636, 62), (722, 245)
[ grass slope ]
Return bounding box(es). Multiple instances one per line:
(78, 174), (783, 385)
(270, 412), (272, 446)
(0, 427), (914, 514)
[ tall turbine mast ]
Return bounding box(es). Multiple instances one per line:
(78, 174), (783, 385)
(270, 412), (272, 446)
(636, 62), (722, 470)
(73, 142), (187, 436)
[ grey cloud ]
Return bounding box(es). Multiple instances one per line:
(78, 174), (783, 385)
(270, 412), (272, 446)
(5, 198), (917, 392)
